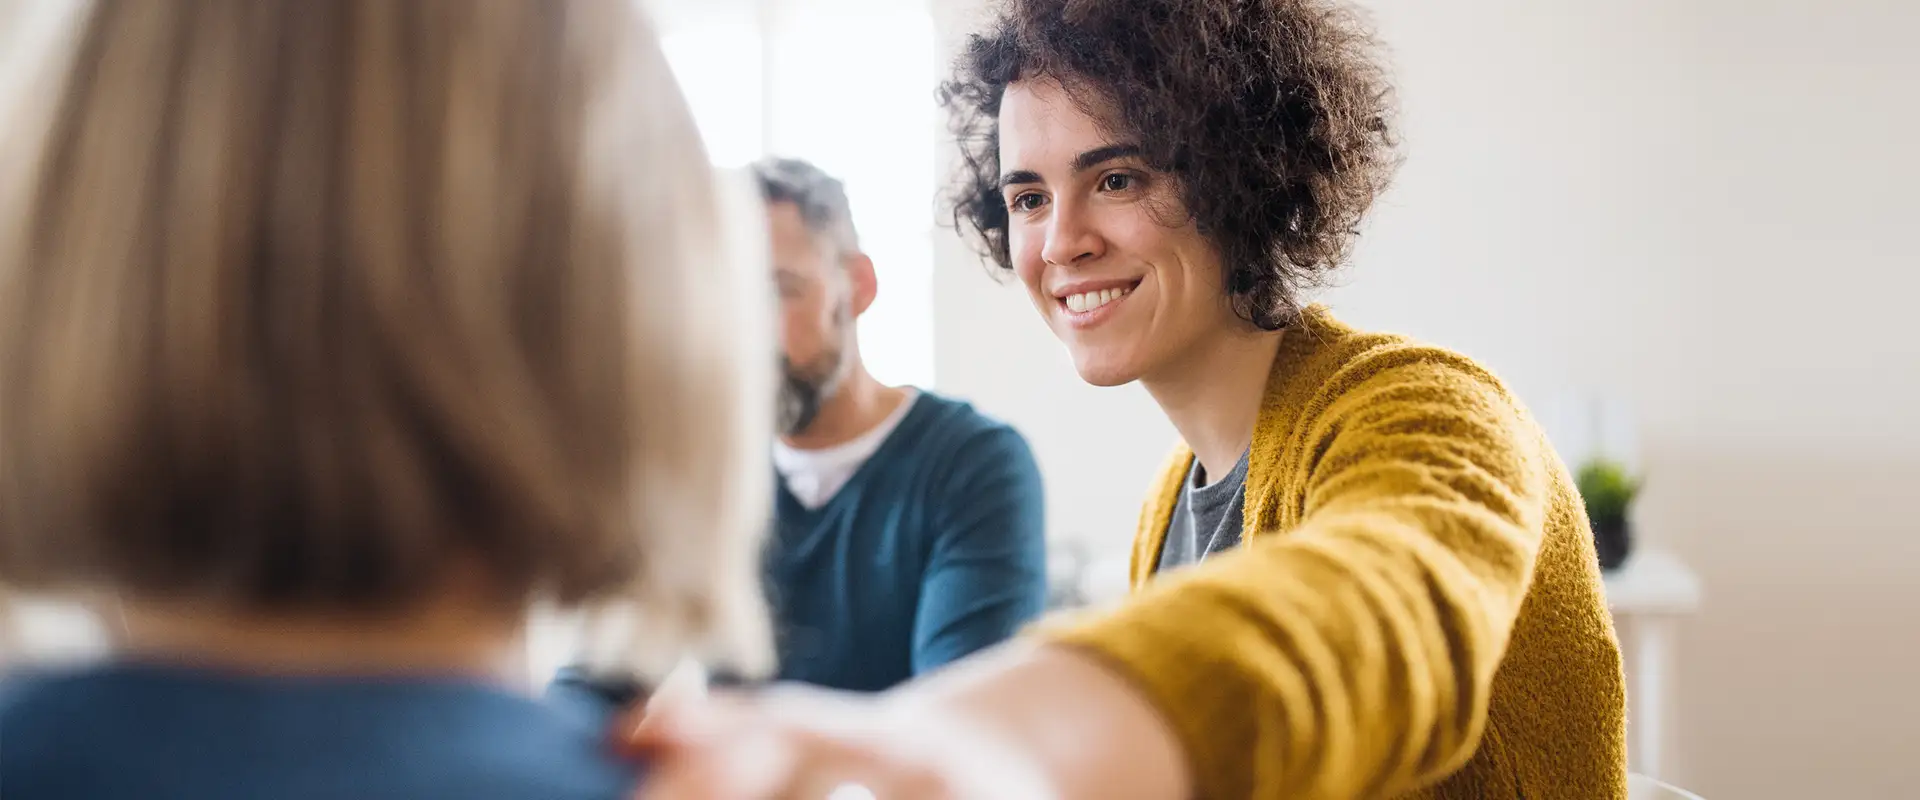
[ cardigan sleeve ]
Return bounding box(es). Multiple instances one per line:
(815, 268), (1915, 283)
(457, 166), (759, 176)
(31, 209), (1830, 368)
(1036, 356), (1554, 800)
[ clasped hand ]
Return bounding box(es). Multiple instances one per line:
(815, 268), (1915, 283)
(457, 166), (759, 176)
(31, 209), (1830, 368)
(617, 680), (1055, 800)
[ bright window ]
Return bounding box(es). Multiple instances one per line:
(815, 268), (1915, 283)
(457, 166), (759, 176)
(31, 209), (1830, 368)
(658, 10), (764, 169)
(658, 1), (938, 389)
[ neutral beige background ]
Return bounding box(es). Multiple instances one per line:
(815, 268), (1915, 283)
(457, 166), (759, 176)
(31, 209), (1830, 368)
(929, 0), (1920, 796)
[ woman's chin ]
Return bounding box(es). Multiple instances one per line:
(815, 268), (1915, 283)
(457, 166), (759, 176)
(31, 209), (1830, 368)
(1070, 352), (1143, 388)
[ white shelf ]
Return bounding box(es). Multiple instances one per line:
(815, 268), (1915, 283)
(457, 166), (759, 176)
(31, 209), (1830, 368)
(1604, 548), (1703, 615)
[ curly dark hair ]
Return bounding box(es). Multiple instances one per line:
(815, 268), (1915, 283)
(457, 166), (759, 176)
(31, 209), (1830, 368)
(939, 0), (1399, 330)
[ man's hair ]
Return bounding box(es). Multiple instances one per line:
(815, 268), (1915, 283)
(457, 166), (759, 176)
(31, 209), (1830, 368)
(0, 0), (774, 678)
(940, 0), (1400, 330)
(752, 156), (859, 256)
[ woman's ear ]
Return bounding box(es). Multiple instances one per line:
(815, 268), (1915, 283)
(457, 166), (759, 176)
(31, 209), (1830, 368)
(845, 252), (879, 317)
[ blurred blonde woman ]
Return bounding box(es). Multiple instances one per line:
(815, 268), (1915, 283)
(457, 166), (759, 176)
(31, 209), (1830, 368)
(0, 1), (774, 798)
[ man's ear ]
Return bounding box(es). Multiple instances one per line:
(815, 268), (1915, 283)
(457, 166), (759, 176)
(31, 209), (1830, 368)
(845, 252), (878, 317)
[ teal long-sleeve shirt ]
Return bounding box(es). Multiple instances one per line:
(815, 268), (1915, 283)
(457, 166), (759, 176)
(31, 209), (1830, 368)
(766, 392), (1047, 691)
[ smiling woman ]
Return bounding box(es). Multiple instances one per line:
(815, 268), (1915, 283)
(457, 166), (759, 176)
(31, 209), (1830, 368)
(945, 0), (1398, 335)
(991, 81), (1256, 393)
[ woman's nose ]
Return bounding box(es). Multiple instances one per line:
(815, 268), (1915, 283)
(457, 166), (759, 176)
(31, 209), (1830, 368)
(1041, 203), (1105, 267)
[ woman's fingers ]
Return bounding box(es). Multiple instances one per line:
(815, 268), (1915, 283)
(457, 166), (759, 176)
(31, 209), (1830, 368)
(635, 700), (799, 800)
(628, 689), (888, 800)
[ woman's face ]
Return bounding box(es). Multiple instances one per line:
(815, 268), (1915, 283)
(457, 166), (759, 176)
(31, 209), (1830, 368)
(996, 78), (1240, 387)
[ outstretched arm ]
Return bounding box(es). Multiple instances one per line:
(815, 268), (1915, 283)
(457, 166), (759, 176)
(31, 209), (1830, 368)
(629, 359), (1555, 800)
(1020, 358), (1554, 798)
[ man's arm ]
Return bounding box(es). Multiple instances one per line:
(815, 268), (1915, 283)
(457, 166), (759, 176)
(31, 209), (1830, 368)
(910, 426), (1048, 673)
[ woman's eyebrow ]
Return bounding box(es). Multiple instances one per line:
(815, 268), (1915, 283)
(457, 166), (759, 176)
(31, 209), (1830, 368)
(999, 144), (1144, 189)
(1069, 144), (1142, 173)
(999, 169), (1042, 189)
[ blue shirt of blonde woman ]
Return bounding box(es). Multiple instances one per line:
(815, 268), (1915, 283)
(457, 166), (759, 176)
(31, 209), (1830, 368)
(0, 662), (636, 800)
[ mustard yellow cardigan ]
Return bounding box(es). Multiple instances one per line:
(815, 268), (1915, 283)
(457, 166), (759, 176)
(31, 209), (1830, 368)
(1041, 307), (1627, 799)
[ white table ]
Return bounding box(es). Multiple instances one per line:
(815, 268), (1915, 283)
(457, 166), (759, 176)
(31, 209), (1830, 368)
(1629, 772), (1707, 800)
(1603, 548), (1704, 783)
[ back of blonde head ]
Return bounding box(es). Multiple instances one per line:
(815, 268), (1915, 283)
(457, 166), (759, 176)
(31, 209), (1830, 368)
(0, 0), (773, 678)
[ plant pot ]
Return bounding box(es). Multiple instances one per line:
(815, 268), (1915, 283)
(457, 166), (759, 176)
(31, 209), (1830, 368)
(1593, 517), (1632, 572)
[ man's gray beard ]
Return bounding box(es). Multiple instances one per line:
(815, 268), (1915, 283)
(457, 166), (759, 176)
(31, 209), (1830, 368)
(777, 348), (848, 437)
(777, 303), (857, 438)
(777, 362), (827, 437)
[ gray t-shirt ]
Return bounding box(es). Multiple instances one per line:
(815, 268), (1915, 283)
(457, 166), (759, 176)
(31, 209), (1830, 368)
(1156, 450), (1250, 572)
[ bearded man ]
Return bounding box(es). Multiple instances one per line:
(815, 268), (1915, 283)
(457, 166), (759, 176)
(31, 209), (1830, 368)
(757, 157), (1048, 691)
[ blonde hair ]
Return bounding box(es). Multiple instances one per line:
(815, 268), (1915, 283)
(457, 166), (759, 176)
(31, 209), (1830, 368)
(0, 0), (773, 678)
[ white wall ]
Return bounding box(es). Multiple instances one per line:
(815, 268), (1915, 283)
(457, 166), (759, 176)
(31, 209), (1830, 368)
(930, 0), (1920, 796)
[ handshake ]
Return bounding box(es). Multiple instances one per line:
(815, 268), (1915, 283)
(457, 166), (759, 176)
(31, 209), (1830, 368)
(577, 647), (1166, 800)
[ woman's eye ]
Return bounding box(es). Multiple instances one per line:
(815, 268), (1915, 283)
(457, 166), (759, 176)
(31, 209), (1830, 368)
(1009, 192), (1046, 212)
(1100, 173), (1135, 192)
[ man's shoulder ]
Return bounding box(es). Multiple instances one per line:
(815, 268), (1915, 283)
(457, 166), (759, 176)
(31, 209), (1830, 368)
(903, 390), (1024, 440)
(894, 390), (1034, 462)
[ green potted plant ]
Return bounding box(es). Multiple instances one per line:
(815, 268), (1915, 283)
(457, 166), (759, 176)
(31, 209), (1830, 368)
(1575, 457), (1641, 571)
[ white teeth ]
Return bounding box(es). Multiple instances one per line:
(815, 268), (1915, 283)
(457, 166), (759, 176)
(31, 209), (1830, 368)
(1064, 286), (1131, 314)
